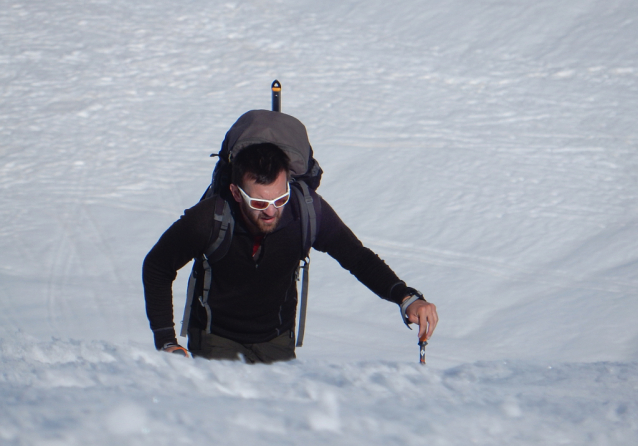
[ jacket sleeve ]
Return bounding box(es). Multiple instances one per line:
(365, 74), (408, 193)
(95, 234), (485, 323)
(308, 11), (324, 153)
(142, 199), (215, 349)
(312, 195), (408, 305)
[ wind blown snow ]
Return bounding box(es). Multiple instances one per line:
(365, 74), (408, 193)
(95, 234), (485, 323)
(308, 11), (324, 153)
(1, 0), (637, 444)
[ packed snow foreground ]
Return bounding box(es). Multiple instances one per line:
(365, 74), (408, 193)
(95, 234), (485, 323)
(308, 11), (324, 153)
(2, 337), (637, 445)
(1, 0), (638, 444)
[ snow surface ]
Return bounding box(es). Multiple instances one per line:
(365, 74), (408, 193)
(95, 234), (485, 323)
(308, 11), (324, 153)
(1, 0), (637, 444)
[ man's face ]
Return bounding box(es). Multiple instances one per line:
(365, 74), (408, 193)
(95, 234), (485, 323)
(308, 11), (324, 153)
(230, 170), (289, 235)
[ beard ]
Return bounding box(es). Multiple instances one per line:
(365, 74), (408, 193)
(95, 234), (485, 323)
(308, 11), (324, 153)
(240, 201), (283, 235)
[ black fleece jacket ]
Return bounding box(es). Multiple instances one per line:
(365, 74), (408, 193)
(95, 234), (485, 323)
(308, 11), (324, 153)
(142, 190), (408, 349)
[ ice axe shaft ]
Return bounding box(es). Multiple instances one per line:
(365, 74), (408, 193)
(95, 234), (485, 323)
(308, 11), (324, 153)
(419, 336), (428, 365)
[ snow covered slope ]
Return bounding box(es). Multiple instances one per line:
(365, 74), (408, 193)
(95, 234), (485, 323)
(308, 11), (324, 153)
(1, 0), (637, 444)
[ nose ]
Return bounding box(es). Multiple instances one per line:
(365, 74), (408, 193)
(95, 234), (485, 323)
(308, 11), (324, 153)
(262, 204), (277, 216)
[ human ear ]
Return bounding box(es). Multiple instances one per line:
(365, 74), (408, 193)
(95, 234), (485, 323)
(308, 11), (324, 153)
(229, 184), (242, 203)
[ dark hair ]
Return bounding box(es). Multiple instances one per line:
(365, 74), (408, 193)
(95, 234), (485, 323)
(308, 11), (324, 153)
(231, 143), (290, 187)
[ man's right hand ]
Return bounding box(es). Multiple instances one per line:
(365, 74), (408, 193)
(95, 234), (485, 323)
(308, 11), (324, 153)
(162, 343), (190, 357)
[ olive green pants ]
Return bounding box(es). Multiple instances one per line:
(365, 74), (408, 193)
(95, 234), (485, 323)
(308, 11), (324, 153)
(188, 329), (296, 364)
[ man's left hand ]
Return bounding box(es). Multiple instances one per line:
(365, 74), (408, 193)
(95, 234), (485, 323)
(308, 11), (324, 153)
(404, 299), (438, 341)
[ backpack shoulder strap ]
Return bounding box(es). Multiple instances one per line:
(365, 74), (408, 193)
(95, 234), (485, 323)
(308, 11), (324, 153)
(290, 181), (321, 347)
(291, 180), (320, 256)
(204, 194), (235, 262)
(180, 194), (234, 337)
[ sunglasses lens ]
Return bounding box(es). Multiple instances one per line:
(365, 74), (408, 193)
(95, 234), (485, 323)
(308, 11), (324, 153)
(249, 200), (270, 210)
(274, 195), (290, 208)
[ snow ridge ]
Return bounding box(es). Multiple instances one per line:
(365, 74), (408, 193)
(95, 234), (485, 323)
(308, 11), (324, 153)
(1, 337), (637, 445)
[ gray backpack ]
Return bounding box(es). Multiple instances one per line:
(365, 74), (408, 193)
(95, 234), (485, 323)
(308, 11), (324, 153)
(180, 109), (323, 347)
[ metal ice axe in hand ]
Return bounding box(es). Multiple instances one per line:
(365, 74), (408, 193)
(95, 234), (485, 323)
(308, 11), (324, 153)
(419, 336), (428, 365)
(401, 289), (438, 364)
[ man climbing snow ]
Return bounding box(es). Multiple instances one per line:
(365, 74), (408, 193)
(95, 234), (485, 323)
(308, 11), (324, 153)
(142, 110), (438, 363)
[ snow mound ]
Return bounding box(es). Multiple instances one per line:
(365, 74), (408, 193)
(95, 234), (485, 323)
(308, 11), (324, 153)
(1, 337), (637, 445)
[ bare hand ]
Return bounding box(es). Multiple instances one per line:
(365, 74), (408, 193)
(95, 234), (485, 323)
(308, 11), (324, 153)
(404, 299), (438, 341)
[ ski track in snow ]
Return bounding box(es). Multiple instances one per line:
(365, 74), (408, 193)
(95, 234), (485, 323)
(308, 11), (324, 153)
(363, 236), (638, 296)
(1, 0), (638, 444)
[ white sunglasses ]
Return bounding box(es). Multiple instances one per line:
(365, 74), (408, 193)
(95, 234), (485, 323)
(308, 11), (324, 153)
(237, 183), (290, 210)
